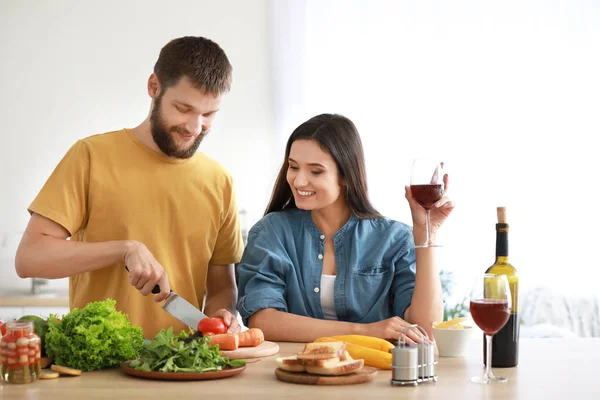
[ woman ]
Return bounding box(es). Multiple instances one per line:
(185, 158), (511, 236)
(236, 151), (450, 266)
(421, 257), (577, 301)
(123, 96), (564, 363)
(236, 114), (454, 342)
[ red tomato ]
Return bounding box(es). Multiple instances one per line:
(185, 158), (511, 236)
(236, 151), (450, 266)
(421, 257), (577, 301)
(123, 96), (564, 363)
(0, 321), (7, 336)
(197, 318), (227, 335)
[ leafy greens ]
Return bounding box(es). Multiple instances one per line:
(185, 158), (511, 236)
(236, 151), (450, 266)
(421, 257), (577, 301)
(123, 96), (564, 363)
(129, 328), (246, 372)
(45, 299), (144, 371)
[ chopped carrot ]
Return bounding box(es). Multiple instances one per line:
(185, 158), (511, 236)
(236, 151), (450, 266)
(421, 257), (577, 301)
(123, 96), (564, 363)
(208, 333), (239, 350)
(237, 328), (264, 347)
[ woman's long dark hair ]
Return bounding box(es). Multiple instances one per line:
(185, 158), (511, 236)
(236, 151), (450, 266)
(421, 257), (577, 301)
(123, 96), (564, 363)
(264, 113), (382, 219)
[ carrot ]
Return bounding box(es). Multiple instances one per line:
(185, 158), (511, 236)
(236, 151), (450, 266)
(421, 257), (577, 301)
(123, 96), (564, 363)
(237, 328), (264, 347)
(208, 333), (239, 350)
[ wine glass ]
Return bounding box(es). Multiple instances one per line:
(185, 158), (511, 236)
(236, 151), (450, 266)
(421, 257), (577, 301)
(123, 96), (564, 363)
(409, 159), (445, 248)
(469, 273), (512, 384)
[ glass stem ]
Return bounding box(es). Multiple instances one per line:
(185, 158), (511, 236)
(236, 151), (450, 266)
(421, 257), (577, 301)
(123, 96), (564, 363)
(425, 209), (431, 246)
(484, 334), (493, 380)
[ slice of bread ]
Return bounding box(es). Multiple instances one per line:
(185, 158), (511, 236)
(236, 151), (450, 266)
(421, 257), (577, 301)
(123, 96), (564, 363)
(304, 358), (364, 376)
(340, 350), (353, 361)
(275, 355), (306, 372)
(302, 356), (341, 367)
(296, 342), (345, 360)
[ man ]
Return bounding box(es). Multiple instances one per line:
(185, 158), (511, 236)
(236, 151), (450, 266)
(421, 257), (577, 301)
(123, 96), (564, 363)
(15, 36), (244, 338)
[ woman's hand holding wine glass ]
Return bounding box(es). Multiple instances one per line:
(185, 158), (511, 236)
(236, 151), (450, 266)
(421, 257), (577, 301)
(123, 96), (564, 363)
(406, 159), (455, 247)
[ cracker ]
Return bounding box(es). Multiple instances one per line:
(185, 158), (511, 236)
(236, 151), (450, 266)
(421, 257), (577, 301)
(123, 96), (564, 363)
(51, 364), (82, 376)
(39, 372), (60, 379)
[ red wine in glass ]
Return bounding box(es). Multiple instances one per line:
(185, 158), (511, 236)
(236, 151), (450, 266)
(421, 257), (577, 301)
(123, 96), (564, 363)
(469, 274), (512, 384)
(470, 299), (510, 336)
(409, 159), (445, 247)
(410, 184), (444, 210)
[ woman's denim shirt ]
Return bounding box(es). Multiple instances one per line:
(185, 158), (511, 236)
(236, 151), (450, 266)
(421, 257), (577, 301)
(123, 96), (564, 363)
(237, 209), (416, 326)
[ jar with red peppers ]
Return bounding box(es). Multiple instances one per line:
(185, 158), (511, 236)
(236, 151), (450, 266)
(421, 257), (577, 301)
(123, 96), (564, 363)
(0, 321), (42, 384)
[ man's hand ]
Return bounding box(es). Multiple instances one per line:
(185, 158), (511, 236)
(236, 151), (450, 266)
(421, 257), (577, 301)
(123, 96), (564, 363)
(204, 264), (238, 332)
(124, 240), (170, 302)
(211, 309), (241, 333)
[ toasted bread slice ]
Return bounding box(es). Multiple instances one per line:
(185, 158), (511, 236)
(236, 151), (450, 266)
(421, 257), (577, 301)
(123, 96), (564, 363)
(302, 356), (341, 367)
(275, 355), (306, 372)
(296, 342), (345, 360)
(340, 350), (353, 361)
(304, 358), (364, 376)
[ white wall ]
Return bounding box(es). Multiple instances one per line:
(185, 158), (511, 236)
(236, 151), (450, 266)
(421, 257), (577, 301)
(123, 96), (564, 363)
(0, 0), (277, 291)
(270, 0), (600, 299)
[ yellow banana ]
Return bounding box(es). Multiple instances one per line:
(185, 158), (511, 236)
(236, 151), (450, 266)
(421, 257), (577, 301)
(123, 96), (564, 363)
(314, 337), (392, 370)
(329, 335), (395, 353)
(433, 317), (467, 329)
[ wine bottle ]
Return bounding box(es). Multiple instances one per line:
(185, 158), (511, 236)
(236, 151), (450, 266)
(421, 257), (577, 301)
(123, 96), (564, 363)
(483, 207), (519, 367)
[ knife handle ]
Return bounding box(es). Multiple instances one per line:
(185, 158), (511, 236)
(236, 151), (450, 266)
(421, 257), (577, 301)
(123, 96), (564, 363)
(124, 265), (164, 295)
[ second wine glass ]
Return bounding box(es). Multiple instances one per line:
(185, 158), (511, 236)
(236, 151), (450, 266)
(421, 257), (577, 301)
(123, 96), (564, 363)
(469, 273), (512, 384)
(409, 159), (445, 248)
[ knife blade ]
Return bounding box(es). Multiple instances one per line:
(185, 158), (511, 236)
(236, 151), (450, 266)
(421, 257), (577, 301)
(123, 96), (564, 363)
(125, 265), (208, 328)
(161, 291), (208, 329)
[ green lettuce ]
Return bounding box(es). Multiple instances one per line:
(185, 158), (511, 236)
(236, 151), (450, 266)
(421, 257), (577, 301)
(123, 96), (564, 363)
(130, 328), (245, 372)
(45, 299), (144, 371)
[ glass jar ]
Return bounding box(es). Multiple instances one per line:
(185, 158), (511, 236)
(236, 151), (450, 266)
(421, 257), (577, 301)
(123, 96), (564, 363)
(0, 321), (42, 384)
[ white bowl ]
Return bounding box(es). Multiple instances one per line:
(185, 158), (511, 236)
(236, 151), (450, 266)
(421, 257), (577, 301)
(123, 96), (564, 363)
(432, 325), (474, 357)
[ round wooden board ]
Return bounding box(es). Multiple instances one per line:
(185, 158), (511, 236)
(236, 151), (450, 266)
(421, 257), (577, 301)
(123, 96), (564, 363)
(120, 361), (246, 381)
(221, 341), (280, 359)
(274, 367), (378, 385)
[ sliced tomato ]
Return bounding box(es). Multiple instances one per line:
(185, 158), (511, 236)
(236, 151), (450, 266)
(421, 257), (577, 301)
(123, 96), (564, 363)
(0, 321), (8, 336)
(197, 318), (227, 335)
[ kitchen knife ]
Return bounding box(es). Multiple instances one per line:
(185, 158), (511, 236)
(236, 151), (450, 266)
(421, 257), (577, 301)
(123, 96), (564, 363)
(125, 266), (208, 328)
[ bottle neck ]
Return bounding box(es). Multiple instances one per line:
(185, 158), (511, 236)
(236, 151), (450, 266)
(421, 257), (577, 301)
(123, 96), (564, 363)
(495, 223), (509, 260)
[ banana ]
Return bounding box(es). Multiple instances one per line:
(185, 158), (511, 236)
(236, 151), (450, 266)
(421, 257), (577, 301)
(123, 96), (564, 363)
(432, 317), (468, 329)
(328, 335), (395, 353)
(314, 337), (392, 370)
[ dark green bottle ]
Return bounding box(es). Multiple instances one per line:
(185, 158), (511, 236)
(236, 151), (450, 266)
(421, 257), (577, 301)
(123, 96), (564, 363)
(484, 207), (519, 367)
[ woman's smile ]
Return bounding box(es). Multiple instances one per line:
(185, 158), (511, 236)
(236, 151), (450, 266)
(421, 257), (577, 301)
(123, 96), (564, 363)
(296, 189), (316, 197)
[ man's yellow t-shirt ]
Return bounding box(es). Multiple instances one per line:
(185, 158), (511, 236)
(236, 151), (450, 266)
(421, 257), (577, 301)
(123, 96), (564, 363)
(28, 129), (244, 338)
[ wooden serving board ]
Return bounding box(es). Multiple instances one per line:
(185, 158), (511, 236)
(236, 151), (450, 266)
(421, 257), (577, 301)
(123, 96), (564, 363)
(221, 340), (280, 359)
(274, 367), (377, 385)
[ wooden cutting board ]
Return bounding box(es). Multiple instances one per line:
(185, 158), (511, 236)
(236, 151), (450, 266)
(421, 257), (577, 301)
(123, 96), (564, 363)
(221, 341), (280, 359)
(274, 367), (378, 385)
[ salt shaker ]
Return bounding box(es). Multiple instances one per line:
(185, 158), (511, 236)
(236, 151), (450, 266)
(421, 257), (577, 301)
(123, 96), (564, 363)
(391, 343), (419, 385)
(391, 325), (437, 386)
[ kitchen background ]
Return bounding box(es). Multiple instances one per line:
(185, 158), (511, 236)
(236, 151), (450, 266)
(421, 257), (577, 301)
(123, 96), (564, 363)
(1, 0), (599, 336)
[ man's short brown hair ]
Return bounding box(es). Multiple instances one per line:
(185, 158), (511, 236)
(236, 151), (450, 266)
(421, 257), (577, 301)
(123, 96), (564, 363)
(154, 36), (232, 95)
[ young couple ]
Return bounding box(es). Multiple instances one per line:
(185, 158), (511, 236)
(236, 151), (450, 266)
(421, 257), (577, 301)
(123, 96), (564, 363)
(15, 36), (454, 342)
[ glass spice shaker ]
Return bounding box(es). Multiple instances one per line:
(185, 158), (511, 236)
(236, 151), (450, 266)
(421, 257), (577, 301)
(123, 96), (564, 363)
(0, 321), (42, 384)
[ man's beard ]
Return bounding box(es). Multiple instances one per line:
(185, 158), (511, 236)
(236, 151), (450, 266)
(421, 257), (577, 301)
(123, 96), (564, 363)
(150, 96), (208, 159)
